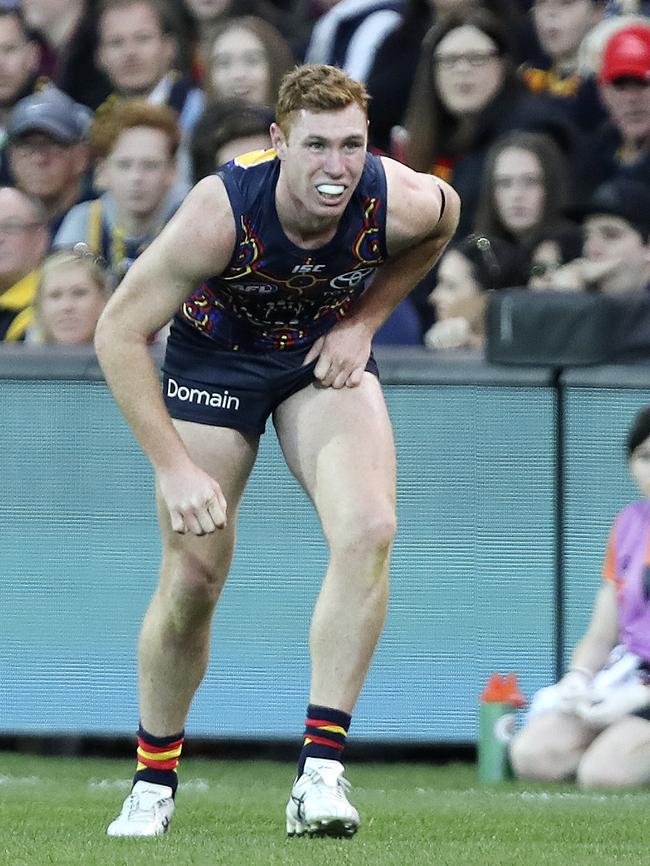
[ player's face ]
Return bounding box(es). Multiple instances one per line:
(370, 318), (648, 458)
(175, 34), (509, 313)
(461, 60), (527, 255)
(272, 104), (368, 219)
(630, 433), (650, 499)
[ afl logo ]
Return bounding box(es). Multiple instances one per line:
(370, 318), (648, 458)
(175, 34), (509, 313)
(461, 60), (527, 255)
(329, 267), (374, 290)
(236, 284), (277, 295)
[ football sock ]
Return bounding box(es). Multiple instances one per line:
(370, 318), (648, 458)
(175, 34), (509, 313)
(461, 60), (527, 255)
(133, 724), (184, 797)
(297, 704), (351, 776)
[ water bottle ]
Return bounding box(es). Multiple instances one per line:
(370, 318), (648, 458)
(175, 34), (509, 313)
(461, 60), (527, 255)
(478, 673), (526, 783)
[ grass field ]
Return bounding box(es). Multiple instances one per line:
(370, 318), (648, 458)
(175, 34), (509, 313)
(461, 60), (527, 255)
(1, 753), (648, 866)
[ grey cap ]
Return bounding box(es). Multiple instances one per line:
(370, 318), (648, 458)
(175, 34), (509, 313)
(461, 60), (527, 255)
(7, 87), (92, 144)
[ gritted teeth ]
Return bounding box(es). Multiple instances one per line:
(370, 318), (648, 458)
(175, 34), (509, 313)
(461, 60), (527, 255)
(317, 184), (345, 195)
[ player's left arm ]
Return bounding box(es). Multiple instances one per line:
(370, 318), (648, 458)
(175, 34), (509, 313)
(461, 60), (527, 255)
(309, 157), (460, 388)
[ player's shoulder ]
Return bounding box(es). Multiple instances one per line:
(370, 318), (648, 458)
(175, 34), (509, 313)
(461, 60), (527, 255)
(178, 174), (232, 222)
(218, 148), (278, 186)
(380, 156), (459, 242)
(380, 155), (450, 205)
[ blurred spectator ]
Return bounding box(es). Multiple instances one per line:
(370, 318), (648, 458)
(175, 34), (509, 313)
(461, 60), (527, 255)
(520, 0), (607, 132)
(366, 0), (431, 152)
(6, 87), (92, 236)
(510, 405), (650, 789)
(303, 0), (405, 83)
(96, 0), (203, 135)
(474, 130), (573, 249)
(579, 20), (650, 193)
(0, 186), (49, 342)
(21, 0), (108, 109)
(190, 99), (273, 181)
(182, 0), (297, 80)
(424, 233), (527, 350)
(402, 9), (576, 237)
(550, 178), (650, 293)
(366, 0), (524, 153)
(203, 16), (294, 106)
(29, 247), (110, 344)
(526, 222), (583, 289)
(54, 101), (181, 286)
(0, 7), (40, 139)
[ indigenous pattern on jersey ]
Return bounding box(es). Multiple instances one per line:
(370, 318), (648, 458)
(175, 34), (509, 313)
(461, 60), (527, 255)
(602, 500), (650, 661)
(179, 149), (388, 351)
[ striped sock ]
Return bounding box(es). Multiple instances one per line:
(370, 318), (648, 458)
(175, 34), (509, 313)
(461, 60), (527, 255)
(297, 704), (351, 776)
(133, 724), (184, 797)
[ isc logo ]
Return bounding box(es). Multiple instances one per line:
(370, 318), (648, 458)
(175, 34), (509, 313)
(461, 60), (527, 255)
(292, 264), (325, 274)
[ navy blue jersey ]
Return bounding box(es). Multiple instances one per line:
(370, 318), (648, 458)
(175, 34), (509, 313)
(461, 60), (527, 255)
(177, 148), (388, 351)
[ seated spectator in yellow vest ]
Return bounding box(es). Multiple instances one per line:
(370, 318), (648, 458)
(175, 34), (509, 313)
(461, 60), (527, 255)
(95, 0), (203, 187)
(0, 7), (41, 183)
(0, 186), (49, 342)
(6, 87), (92, 236)
(520, 0), (607, 132)
(28, 247), (110, 344)
(53, 101), (181, 287)
(550, 178), (650, 294)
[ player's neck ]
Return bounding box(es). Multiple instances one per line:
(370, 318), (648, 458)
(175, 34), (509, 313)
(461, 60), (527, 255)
(275, 189), (339, 250)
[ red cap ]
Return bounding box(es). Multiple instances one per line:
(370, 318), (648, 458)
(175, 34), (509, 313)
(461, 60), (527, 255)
(599, 24), (650, 85)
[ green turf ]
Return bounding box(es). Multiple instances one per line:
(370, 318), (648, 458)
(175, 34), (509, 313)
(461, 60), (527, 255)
(0, 753), (648, 866)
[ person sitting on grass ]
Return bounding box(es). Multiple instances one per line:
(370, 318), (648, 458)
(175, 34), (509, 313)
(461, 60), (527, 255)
(510, 405), (650, 789)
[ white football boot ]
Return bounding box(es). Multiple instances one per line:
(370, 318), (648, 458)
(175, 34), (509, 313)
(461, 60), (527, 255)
(286, 757), (360, 838)
(107, 780), (175, 837)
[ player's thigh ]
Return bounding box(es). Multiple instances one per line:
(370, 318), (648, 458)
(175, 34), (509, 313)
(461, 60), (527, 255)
(578, 716), (650, 788)
(157, 420), (260, 581)
(273, 373), (396, 535)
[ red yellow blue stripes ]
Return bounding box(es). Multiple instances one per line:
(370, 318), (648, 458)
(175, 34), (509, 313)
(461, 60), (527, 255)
(136, 735), (184, 772)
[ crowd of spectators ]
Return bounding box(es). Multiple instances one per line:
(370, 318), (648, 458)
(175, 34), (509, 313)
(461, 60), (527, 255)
(0, 0), (647, 357)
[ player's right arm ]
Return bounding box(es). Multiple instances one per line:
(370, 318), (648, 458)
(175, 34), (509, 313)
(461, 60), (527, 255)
(94, 176), (236, 535)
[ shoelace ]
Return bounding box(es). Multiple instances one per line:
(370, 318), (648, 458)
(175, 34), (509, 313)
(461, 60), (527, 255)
(126, 792), (161, 820)
(306, 768), (352, 799)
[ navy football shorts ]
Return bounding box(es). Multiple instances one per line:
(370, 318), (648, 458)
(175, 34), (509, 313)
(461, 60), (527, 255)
(162, 319), (379, 435)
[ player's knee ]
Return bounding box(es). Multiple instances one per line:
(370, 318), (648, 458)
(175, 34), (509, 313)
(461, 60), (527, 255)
(343, 506), (397, 559)
(163, 551), (225, 610)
